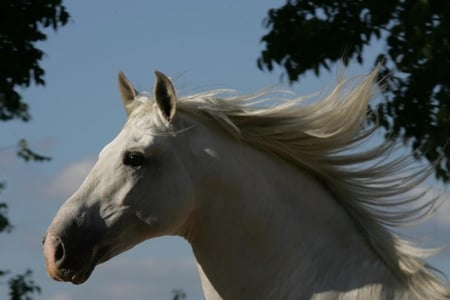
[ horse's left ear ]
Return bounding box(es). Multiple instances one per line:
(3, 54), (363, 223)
(154, 71), (177, 122)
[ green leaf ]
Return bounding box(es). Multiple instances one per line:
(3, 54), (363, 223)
(16, 139), (51, 163)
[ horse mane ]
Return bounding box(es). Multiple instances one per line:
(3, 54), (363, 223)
(139, 70), (449, 298)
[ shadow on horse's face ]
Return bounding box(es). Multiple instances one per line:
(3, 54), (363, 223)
(43, 71), (197, 284)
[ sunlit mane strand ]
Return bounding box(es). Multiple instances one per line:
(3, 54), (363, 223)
(169, 69), (449, 299)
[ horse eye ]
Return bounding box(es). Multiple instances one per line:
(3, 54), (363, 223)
(123, 151), (146, 167)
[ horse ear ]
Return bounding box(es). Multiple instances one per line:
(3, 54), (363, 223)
(154, 71), (177, 122)
(118, 71), (139, 115)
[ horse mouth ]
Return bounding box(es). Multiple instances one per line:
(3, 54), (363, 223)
(45, 245), (111, 285)
(48, 263), (95, 285)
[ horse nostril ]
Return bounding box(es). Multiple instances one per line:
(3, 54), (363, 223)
(54, 238), (65, 264)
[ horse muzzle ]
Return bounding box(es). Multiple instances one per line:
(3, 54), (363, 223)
(42, 231), (97, 284)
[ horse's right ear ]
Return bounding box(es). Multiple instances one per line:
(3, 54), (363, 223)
(118, 71), (139, 115)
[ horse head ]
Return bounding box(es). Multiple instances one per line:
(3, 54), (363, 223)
(43, 71), (198, 284)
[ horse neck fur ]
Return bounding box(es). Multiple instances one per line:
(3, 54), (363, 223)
(183, 122), (408, 300)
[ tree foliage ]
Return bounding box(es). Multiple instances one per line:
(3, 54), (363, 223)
(172, 289), (187, 300)
(7, 270), (41, 300)
(258, 0), (450, 181)
(0, 0), (69, 122)
(0, 0), (70, 299)
(0, 202), (12, 233)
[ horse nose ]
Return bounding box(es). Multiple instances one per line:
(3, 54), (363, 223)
(43, 232), (67, 280)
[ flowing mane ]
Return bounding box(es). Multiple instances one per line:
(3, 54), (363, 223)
(153, 70), (448, 299)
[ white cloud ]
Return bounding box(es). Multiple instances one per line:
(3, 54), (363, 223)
(49, 293), (74, 300)
(44, 157), (96, 200)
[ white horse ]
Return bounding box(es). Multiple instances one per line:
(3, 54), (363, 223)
(43, 70), (449, 299)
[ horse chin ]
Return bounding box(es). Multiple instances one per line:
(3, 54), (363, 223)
(57, 247), (115, 284)
(69, 265), (96, 285)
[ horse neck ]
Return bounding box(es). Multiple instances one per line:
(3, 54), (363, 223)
(185, 132), (409, 300)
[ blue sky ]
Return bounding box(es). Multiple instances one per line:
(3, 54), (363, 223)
(0, 1), (449, 299)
